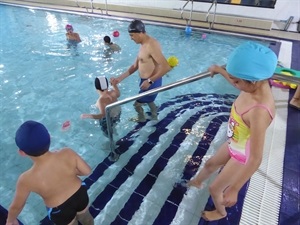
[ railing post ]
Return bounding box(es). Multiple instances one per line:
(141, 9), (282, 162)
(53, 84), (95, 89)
(105, 0), (108, 14)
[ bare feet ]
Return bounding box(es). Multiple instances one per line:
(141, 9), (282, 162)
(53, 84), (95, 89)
(290, 97), (300, 110)
(187, 178), (203, 189)
(202, 210), (227, 221)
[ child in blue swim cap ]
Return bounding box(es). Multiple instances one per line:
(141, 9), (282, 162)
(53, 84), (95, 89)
(7, 120), (94, 225)
(188, 42), (277, 221)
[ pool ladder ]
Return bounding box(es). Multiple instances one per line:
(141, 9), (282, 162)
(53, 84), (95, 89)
(206, 0), (218, 29)
(75, 0), (108, 14)
(105, 69), (300, 161)
(180, 0), (218, 30)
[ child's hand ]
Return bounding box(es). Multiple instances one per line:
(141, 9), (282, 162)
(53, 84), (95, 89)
(80, 114), (91, 119)
(208, 65), (221, 78)
(222, 186), (238, 207)
(110, 77), (120, 86)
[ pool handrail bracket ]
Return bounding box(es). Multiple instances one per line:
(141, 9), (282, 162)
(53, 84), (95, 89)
(180, 0), (194, 27)
(206, 0), (217, 29)
(75, 0), (108, 15)
(105, 68), (300, 161)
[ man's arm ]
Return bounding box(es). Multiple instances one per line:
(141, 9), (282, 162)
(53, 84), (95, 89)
(6, 175), (30, 225)
(113, 58), (139, 84)
(148, 40), (171, 82)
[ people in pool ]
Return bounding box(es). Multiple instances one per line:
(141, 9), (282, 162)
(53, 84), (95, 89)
(81, 76), (121, 137)
(65, 24), (81, 43)
(188, 42), (277, 221)
(6, 120), (94, 225)
(110, 19), (171, 122)
(103, 35), (121, 52)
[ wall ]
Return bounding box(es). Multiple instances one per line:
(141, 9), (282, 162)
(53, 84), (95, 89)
(92, 0), (299, 32)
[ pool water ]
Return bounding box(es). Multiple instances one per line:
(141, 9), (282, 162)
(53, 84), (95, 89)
(0, 4), (271, 224)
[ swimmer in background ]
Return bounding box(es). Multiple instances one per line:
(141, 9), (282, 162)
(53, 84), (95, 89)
(81, 76), (121, 137)
(110, 19), (171, 122)
(6, 120), (94, 225)
(103, 36), (121, 52)
(65, 24), (81, 43)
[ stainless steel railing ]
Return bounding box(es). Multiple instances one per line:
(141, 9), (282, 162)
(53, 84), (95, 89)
(206, 0), (218, 29)
(180, 0), (194, 27)
(105, 70), (300, 161)
(75, 0), (108, 14)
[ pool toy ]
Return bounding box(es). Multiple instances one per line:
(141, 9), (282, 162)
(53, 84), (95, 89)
(113, 30), (120, 37)
(202, 33), (207, 40)
(167, 56), (179, 68)
(270, 67), (300, 89)
(62, 120), (71, 131)
(185, 26), (192, 35)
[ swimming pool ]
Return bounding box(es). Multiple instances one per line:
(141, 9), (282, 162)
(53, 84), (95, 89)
(0, 3), (276, 224)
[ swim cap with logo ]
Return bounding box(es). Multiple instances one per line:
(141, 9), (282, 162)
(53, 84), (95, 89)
(95, 76), (109, 91)
(226, 41), (277, 81)
(15, 120), (50, 157)
(128, 20), (145, 33)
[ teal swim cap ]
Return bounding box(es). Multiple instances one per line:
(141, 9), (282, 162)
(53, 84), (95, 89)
(226, 42), (277, 81)
(128, 20), (145, 33)
(15, 120), (50, 157)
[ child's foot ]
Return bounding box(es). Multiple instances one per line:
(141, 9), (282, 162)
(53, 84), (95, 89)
(129, 117), (146, 122)
(187, 179), (203, 189)
(151, 115), (158, 120)
(202, 210), (227, 221)
(290, 97), (300, 110)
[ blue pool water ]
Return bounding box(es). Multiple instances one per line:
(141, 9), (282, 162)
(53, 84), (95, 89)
(0, 3), (273, 224)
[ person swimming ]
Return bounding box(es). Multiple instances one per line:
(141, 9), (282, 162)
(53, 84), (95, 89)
(65, 24), (81, 43)
(103, 35), (121, 52)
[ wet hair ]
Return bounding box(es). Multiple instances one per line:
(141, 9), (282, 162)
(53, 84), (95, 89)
(103, 36), (111, 44)
(128, 19), (145, 33)
(15, 120), (50, 157)
(95, 76), (109, 91)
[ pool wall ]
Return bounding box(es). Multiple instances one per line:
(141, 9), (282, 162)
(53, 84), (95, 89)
(1, 0), (300, 32)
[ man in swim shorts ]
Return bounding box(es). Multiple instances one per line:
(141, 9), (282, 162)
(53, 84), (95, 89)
(6, 120), (94, 225)
(110, 19), (171, 122)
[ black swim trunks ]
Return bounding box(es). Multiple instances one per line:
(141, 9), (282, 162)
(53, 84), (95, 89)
(47, 183), (89, 225)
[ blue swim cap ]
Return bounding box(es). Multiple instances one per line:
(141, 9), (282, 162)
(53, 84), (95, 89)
(226, 42), (277, 81)
(15, 120), (50, 157)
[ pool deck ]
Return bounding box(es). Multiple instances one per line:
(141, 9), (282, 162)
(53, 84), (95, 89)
(0, 1), (299, 225)
(0, 0), (300, 41)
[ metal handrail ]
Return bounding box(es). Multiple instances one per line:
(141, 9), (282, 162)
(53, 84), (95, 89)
(206, 0), (217, 29)
(180, 0), (194, 27)
(105, 70), (212, 160)
(105, 70), (300, 160)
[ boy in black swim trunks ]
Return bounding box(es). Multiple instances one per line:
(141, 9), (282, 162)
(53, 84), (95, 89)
(6, 120), (94, 225)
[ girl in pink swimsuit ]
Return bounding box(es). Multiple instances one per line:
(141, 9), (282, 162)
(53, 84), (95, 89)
(188, 42), (277, 221)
